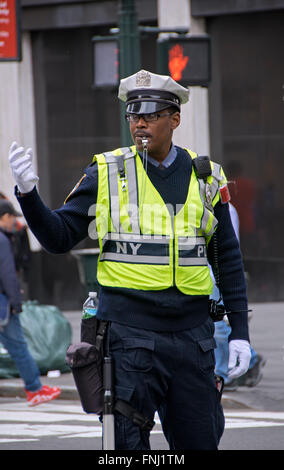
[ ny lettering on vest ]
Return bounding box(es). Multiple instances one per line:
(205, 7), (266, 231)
(116, 242), (142, 255)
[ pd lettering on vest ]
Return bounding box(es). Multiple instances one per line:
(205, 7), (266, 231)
(178, 237), (207, 266)
(197, 245), (206, 257)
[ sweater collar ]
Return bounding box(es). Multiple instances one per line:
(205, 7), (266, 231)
(139, 143), (177, 168)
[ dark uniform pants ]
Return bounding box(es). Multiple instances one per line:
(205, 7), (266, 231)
(109, 317), (225, 450)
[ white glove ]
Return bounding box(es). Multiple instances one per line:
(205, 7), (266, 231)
(9, 141), (39, 194)
(228, 339), (251, 380)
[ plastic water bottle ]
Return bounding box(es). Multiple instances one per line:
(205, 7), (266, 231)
(82, 292), (98, 319)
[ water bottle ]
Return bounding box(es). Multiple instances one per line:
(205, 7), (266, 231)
(82, 292), (98, 319)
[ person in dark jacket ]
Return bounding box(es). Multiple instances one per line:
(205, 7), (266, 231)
(0, 191), (31, 286)
(0, 199), (61, 406)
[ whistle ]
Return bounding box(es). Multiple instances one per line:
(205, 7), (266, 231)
(141, 137), (148, 150)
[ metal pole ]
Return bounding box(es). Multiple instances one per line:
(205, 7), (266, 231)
(118, 0), (141, 146)
(102, 356), (115, 450)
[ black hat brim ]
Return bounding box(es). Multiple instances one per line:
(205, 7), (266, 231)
(125, 89), (180, 114)
(126, 100), (178, 114)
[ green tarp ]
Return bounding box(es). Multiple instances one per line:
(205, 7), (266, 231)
(0, 301), (72, 378)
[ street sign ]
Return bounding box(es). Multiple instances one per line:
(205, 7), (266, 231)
(157, 35), (211, 87)
(0, 0), (21, 61)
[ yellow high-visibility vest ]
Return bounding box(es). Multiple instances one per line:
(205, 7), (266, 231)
(93, 146), (227, 295)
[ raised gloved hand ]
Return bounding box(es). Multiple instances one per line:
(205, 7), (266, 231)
(228, 339), (251, 379)
(9, 141), (39, 194)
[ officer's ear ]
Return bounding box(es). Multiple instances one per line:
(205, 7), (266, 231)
(170, 111), (180, 130)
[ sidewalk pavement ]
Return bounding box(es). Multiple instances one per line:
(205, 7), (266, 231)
(1, 303), (284, 411)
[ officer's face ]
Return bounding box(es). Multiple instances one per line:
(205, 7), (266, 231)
(129, 108), (180, 162)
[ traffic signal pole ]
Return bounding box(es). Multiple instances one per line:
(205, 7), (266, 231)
(118, 0), (141, 146)
(93, 0), (188, 146)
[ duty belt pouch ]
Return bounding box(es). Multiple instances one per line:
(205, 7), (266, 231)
(66, 341), (104, 413)
(65, 319), (108, 414)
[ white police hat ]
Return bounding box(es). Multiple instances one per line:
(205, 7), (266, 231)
(118, 69), (189, 114)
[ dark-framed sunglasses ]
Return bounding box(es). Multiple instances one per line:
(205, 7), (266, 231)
(125, 111), (175, 123)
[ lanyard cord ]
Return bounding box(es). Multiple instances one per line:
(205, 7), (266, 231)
(139, 138), (148, 219)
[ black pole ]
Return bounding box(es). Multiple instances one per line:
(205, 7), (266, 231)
(103, 356), (115, 449)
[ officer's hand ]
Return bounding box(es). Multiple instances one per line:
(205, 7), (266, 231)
(9, 141), (39, 194)
(228, 339), (251, 379)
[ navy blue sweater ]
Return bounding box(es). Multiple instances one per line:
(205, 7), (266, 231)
(16, 146), (249, 341)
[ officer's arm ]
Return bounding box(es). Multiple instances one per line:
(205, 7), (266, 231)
(207, 201), (249, 342)
(15, 163), (98, 254)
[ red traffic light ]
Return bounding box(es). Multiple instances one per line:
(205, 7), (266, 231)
(158, 35), (211, 87)
(168, 44), (189, 81)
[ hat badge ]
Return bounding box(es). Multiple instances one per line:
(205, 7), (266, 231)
(136, 70), (151, 87)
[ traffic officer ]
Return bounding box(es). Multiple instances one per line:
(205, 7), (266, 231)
(8, 69), (251, 450)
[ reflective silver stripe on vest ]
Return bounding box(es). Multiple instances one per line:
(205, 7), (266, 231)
(178, 258), (208, 266)
(178, 236), (206, 248)
(107, 161), (119, 232)
(103, 233), (170, 243)
(198, 178), (211, 234)
(125, 157), (140, 233)
(100, 253), (169, 264)
(178, 236), (208, 266)
(198, 163), (223, 237)
(103, 148), (135, 163)
(105, 148), (139, 233)
(210, 163), (223, 202)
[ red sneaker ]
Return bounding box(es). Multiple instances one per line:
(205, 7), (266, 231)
(26, 385), (61, 406)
